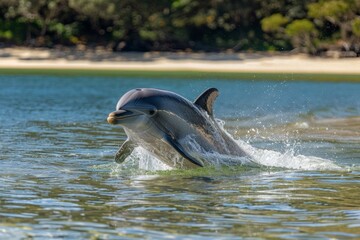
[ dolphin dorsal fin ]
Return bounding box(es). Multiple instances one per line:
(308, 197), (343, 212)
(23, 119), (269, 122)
(194, 88), (219, 116)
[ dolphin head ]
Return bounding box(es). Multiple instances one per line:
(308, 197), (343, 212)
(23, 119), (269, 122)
(107, 88), (158, 128)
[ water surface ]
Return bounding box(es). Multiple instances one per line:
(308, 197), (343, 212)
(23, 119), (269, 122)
(0, 76), (359, 239)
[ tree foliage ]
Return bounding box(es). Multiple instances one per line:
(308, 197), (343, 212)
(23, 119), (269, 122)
(261, 14), (289, 33)
(285, 19), (318, 53)
(0, 0), (359, 54)
(352, 18), (360, 36)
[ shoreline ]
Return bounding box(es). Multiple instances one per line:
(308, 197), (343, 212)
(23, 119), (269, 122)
(0, 47), (360, 81)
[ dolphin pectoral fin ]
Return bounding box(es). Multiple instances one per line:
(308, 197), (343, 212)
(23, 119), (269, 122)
(115, 139), (135, 164)
(194, 88), (219, 117)
(163, 134), (204, 167)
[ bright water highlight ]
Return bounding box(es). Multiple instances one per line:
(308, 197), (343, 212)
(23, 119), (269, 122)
(0, 76), (359, 239)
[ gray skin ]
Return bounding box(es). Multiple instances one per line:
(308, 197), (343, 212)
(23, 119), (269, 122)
(107, 88), (249, 169)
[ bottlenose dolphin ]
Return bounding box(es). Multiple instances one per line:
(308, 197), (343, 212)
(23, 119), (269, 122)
(107, 88), (250, 169)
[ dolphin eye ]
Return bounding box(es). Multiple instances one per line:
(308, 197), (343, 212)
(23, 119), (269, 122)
(149, 110), (156, 116)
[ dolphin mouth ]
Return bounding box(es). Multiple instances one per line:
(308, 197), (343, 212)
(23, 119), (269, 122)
(107, 110), (141, 124)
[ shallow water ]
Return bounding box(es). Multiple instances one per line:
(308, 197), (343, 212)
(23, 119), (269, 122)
(0, 76), (359, 239)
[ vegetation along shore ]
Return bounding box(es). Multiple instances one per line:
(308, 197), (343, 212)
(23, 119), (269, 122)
(1, 0), (360, 56)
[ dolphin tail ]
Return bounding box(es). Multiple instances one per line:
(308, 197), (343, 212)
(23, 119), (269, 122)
(115, 139), (135, 163)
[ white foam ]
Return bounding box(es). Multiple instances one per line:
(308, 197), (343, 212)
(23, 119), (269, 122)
(217, 118), (342, 171)
(110, 118), (343, 172)
(116, 139), (342, 172)
(134, 147), (172, 171)
(235, 139), (342, 171)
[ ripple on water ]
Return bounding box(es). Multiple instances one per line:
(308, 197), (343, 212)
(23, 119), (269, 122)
(1, 77), (360, 239)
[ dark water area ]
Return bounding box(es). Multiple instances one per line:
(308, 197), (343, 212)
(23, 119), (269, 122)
(0, 76), (359, 239)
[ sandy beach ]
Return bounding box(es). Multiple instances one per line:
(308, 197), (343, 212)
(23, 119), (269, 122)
(0, 47), (359, 75)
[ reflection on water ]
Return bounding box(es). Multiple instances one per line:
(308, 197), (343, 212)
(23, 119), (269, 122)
(0, 76), (359, 239)
(1, 171), (360, 239)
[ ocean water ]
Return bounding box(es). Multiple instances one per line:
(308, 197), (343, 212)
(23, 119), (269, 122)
(0, 76), (359, 239)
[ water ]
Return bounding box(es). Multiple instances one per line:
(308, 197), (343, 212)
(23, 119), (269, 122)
(0, 76), (359, 239)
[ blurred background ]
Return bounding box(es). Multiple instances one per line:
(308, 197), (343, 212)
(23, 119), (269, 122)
(0, 0), (359, 56)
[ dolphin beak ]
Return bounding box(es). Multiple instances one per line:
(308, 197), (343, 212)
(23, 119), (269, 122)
(107, 110), (134, 124)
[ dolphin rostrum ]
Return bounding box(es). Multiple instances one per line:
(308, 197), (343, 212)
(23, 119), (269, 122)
(107, 88), (250, 169)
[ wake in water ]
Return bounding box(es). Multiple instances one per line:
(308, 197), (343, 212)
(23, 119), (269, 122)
(113, 140), (341, 173)
(236, 140), (341, 171)
(107, 118), (342, 173)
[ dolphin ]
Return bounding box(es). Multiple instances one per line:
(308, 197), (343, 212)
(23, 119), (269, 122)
(107, 88), (250, 169)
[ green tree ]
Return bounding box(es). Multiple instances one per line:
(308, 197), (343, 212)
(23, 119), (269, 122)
(352, 18), (360, 37)
(0, 0), (76, 45)
(308, 0), (359, 48)
(0, 0), (359, 53)
(169, 0), (266, 51)
(285, 19), (318, 53)
(261, 13), (289, 50)
(69, 0), (170, 51)
(261, 14), (289, 33)
(351, 18), (360, 52)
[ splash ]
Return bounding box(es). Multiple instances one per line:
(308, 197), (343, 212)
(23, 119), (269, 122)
(107, 118), (343, 173)
(108, 147), (171, 176)
(236, 140), (342, 171)
(109, 140), (341, 173)
(216, 117), (342, 171)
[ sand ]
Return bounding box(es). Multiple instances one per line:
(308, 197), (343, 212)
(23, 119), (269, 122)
(0, 47), (359, 74)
